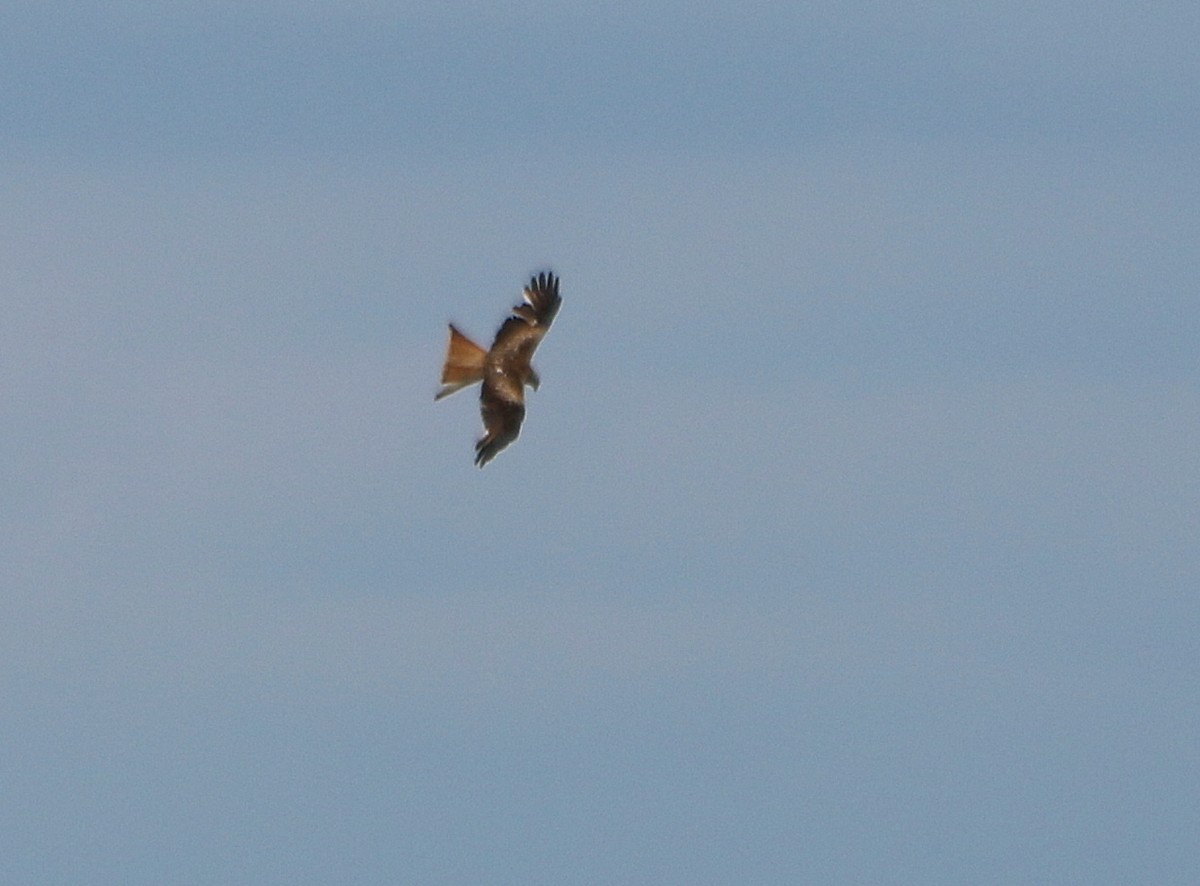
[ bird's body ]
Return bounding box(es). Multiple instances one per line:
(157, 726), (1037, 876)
(436, 272), (561, 466)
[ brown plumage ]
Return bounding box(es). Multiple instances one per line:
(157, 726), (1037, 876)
(436, 272), (562, 466)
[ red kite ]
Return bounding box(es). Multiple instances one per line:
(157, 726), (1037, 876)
(437, 272), (562, 466)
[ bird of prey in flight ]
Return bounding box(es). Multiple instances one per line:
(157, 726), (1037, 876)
(436, 271), (562, 466)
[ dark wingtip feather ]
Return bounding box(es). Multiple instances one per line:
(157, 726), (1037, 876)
(529, 271), (557, 295)
(474, 435), (503, 467)
(523, 270), (561, 325)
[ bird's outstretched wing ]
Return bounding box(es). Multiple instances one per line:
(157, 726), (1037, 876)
(475, 386), (525, 467)
(474, 272), (561, 466)
(487, 271), (561, 366)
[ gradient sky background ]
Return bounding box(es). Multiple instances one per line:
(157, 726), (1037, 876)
(2, 2), (1198, 883)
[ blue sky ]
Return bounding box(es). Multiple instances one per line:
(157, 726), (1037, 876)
(2, 2), (1198, 883)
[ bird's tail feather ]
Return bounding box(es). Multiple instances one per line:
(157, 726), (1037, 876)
(436, 325), (487, 400)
